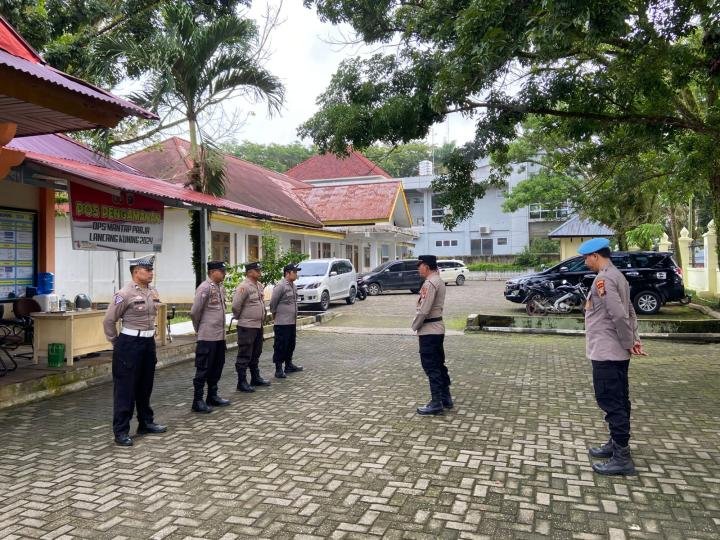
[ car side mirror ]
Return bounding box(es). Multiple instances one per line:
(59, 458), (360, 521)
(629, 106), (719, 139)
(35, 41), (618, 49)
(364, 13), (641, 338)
(330, 271), (338, 277)
(559, 266), (568, 272)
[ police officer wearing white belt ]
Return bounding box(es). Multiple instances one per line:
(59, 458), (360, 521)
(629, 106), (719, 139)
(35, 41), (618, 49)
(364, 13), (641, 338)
(412, 255), (452, 415)
(580, 238), (647, 475)
(103, 255), (167, 447)
(190, 261), (231, 414)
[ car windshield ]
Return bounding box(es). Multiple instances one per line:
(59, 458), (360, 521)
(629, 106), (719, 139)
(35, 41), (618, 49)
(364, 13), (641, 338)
(370, 262), (392, 273)
(298, 262), (328, 277)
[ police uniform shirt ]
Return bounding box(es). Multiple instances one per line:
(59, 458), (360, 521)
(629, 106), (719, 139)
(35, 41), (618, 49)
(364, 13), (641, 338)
(103, 282), (160, 342)
(269, 278), (298, 325)
(190, 278), (226, 341)
(584, 263), (639, 360)
(412, 272), (446, 335)
(232, 278), (266, 328)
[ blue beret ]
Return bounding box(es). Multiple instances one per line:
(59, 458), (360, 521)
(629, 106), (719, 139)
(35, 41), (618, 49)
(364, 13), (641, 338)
(577, 237), (610, 255)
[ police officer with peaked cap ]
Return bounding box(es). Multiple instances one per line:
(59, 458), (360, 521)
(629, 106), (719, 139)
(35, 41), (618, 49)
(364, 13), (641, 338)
(189, 261), (232, 414)
(412, 255), (452, 415)
(103, 255), (167, 446)
(580, 237), (647, 475)
(269, 263), (304, 379)
(232, 261), (271, 392)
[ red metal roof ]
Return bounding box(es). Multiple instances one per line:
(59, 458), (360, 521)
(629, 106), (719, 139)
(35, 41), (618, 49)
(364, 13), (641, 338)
(286, 151), (392, 181)
(295, 182), (402, 223)
(0, 17), (41, 62)
(122, 138), (323, 227)
(21, 150), (275, 218)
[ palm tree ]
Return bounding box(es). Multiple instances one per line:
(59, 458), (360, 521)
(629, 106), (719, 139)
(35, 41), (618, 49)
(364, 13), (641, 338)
(116, 1), (285, 284)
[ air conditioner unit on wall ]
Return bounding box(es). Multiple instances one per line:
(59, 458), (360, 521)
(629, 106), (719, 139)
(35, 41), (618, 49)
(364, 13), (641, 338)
(479, 226), (492, 234)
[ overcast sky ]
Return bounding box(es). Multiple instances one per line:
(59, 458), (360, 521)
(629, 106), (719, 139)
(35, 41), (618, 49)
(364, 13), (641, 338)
(219, 1), (477, 148)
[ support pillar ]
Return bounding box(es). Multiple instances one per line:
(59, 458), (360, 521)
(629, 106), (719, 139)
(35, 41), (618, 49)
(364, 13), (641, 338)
(703, 220), (717, 296)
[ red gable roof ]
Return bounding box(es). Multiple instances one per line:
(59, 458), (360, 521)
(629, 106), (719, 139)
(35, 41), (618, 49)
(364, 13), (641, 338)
(121, 138), (322, 227)
(286, 151), (392, 181)
(0, 17), (41, 62)
(295, 182), (402, 224)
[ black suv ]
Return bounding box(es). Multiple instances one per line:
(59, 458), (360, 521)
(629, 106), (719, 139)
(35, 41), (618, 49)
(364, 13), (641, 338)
(360, 260), (424, 295)
(504, 251), (688, 315)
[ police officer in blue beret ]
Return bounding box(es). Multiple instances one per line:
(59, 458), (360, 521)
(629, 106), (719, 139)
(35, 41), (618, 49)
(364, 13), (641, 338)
(579, 238), (647, 475)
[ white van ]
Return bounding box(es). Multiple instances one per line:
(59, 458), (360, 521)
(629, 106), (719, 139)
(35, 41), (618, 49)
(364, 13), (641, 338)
(295, 258), (357, 310)
(437, 259), (468, 285)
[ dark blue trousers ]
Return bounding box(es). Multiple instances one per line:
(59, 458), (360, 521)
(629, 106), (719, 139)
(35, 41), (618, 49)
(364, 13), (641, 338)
(112, 334), (156, 436)
(418, 334), (451, 400)
(273, 324), (297, 366)
(193, 340), (227, 399)
(592, 360), (631, 446)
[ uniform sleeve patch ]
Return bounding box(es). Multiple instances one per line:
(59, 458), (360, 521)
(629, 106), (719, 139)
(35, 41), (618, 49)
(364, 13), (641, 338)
(596, 279), (606, 296)
(113, 294), (124, 304)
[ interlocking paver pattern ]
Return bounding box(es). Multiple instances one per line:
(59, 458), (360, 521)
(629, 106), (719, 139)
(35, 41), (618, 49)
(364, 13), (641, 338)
(1, 283), (719, 539)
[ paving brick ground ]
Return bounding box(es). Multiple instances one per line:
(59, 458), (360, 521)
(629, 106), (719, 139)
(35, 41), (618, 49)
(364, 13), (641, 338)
(1, 284), (719, 539)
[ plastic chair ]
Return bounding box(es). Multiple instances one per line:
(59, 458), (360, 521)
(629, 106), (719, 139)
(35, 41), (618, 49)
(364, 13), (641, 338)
(0, 323), (21, 376)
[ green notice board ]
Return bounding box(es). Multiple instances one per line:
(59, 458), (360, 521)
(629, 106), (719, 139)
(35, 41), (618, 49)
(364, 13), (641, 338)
(0, 208), (37, 301)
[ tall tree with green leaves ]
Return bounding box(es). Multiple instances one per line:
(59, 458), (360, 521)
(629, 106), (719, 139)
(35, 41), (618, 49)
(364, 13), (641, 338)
(300, 1), (720, 255)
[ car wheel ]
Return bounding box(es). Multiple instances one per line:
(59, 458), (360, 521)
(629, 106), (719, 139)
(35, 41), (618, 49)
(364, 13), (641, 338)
(345, 287), (357, 305)
(634, 291), (661, 315)
(318, 290), (330, 311)
(455, 274), (466, 286)
(367, 283), (381, 296)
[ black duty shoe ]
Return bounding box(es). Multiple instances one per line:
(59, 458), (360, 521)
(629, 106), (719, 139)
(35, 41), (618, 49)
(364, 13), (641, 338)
(137, 422), (167, 435)
(114, 433), (133, 446)
(592, 442), (636, 476)
(416, 401), (444, 416)
(207, 395), (231, 407)
(589, 439), (613, 458)
(250, 375), (271, 386)
(275, 367), (287, 379)
(237, 380), (255, 392)
(285, 363), (303, 373)
(191, 399), (213, 414)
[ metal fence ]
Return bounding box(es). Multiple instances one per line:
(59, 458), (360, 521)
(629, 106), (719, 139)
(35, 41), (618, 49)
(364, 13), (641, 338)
(467, 270), (532, 281)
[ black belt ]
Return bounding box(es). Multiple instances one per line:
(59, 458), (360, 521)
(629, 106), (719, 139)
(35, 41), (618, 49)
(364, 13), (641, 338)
(424, 317), (443, 324)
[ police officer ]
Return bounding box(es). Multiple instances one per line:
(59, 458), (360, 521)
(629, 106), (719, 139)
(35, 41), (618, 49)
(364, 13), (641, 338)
(269, 263), (304, 379)
(190, 261), (231, 413)
(232, 261), (270, 392)
(103, 255), (167, 446)
(580, 238), (647, 475)
(412, 255), (452, 415)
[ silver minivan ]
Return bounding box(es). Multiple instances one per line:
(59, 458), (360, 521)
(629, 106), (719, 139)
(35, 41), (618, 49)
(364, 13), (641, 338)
(295, 258), (357, 310)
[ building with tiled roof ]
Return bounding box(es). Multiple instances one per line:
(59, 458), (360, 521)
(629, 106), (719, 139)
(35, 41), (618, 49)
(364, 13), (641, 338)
(286, 150), (392, 183)
(548, 215), (615, 259)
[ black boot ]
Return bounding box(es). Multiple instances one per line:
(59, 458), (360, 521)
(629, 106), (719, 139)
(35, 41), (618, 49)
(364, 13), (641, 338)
(275, 363), (286, 379)
(589, 438), (613, 458)
(207, 386), (231, 407)
(191, 398), (213, 413)
(592, 441), (636, 476)
(416, 400), (444, 415)
(285, 362), (303, 373)
(236, 370), (255, 392)
(250, 367), (271, 386)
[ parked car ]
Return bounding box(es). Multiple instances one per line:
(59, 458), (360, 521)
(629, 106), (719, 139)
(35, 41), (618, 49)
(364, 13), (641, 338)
(437, 259), (468, 286)
(504, 251), (689, 315)
(360, 259), (424, 295)
(296, 258), (357, 311)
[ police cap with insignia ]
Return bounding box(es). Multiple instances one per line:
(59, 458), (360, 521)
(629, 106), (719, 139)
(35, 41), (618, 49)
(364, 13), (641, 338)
(577, 237), (611, 256)
(244, 261), (262, 272)
(283, 263), (301, 274)
(128, 254), (155, 270)
(417, 254), (438, 269)
(207, 261), (227, 272)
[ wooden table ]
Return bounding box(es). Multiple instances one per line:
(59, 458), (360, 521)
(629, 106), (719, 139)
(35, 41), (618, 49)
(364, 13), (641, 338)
(32, 305), (168, 366)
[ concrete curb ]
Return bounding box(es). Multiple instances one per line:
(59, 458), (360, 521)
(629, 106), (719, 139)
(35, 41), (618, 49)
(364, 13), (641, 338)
(466, 325), (720, 343)
(689, 302), (720, 319)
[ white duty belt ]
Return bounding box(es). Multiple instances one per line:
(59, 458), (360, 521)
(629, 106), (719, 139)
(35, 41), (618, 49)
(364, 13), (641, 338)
(121, 327), (155, 338)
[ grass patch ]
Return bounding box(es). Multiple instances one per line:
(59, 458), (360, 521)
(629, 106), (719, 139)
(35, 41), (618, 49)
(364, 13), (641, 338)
(467, 262), (526, 272)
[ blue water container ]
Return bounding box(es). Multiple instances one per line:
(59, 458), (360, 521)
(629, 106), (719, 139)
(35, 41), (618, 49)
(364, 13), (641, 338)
(37, 272), (55, 294)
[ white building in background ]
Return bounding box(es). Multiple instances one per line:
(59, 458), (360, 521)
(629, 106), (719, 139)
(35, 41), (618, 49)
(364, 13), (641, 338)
(401, 158), (569, 257)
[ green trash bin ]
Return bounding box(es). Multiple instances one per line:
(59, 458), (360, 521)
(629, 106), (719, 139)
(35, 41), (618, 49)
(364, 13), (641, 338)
(47, 343), (65, 367)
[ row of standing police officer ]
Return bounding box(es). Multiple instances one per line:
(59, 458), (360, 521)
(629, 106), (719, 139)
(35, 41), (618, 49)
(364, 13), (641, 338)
(103, 258), (304, 446)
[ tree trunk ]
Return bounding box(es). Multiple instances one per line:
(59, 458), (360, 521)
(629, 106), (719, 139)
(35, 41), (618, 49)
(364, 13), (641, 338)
(190, 210), (202, 288)
(668, 206), (681, 268)
(710, 168), (720, 259)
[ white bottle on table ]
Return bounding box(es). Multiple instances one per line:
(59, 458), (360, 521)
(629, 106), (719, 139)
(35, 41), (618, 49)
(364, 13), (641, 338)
(59, 294), (67, 312)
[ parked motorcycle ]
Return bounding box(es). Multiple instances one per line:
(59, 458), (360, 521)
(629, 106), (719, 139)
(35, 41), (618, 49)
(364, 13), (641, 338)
(355, 277), (368, 301)
(525, 281), (588, 316)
